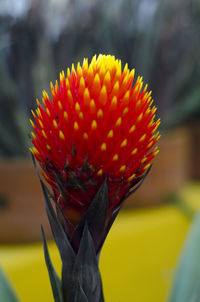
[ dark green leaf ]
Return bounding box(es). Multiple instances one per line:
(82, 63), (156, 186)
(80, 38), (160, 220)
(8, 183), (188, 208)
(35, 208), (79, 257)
(40, 179), (75, 263)
(73, 223), (104, 302)
(32, 154), (75, 263)
(41, 226), (63, 302)
(74, 283), (88, 302)
(73, 178), (108, 252)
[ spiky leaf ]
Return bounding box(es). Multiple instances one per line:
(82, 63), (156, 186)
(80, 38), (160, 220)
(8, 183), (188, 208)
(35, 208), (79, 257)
(72, 178), (108, 252)
(73, 223), (104, 302)
(41, 226), (63, 302)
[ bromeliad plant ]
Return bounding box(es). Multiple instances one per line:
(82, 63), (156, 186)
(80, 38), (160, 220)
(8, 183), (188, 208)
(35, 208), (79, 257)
(30, 54), (160, 302)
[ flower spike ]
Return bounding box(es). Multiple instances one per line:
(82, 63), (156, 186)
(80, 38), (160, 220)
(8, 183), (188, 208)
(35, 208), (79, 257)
(30, 54), (160, 302)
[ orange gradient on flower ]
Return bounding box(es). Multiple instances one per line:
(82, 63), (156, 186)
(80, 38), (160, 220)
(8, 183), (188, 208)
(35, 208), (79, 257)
(30, 54), (160, 224)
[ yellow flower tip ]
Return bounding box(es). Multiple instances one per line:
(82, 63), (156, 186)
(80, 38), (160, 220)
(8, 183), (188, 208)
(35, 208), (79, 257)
(75, 102), (80, 112)
(55, 80), (59, 93)
(90, 99), (96, 113)
(36, 108), (42, 119)
(50, 81), (54, 91)
(58, 101), (63, 110)
(123, 107), (129, 115)
(137, 113), (143, 123)
(129, 124), (136, 133)
(67, 90), (73, 103)
(65, 78), (70, 89)
(131, 148), (138, 155)
(122, 74), (129, 86)
(67, 67), (71, 78)
(94, 73), (100, 86)
(115, 117), (122, 127)
(147, 141), (153, 149)
(112, 154), (119, 161)
(36, 98), (40, 108)
(141, 157), (147, 164)
(63, 111), (68, 121)
(99, 64), (106, 78)
(83, 88), (90, 105)
(112, 81), (119, 96)
(32, 147), (39, 155)
(79, 76), (85, 94)
(80, 76), (85, 87)
(130, 68), (135, 79)
(53, 119), (58, 129)
(31, 109), (36, 118)
(42, 130), (47, 139)
(87, 64), (94, 82)
(43, 90), (49, 101)
(154, 149), (160, 156)
(31, 131), (36, 139)
(99, 85), (107, 105)
(97, 169), (103, 176)
(46, 144), (51, 151)
(123, 90), (130, 104)
(104, 71), (111, 84)
(144, 163), (151, 170)
(60, 71), (65, 83)
(83, 132), (88, 140)
(107, 130), (114, 138)
(79, 112), (84, 119)
(29, 119), (35, 128)
(71, 63), (75, 73)
(123, 63), (128, 73)
(77, 62), (82, 76)
(155, 134), (161, 141)
(120, 139), (127, 148)
(59, 130), (65, 140)
(127, 173), (136, 182)
(139, 134), (146, 142)
(74, 121), (79, 131)
(97, 109), (103, 118)
(115, 64), (121, 78)
(83, 58), (88, 70)
(110, 96), (117, 111)
(101, 142), (107, 151)
(39, 119), (44, 129)
(136, 100), (141, 110)
(120, 165), (126, 172)
(46, 108), (51, 117)
(91, 120), (97, 130)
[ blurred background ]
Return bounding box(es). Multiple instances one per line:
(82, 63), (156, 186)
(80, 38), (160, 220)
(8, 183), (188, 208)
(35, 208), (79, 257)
(0, 0), (200, 301)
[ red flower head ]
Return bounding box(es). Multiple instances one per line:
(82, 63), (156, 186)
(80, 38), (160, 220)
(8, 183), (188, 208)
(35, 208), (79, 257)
(30, 54), (160, 225)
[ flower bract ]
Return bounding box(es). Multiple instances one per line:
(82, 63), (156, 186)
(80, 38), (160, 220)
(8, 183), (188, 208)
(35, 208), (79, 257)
(30, 54), (160, 225)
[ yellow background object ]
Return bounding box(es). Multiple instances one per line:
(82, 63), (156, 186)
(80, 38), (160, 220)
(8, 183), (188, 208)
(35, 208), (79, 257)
(0, 183), (199, 302)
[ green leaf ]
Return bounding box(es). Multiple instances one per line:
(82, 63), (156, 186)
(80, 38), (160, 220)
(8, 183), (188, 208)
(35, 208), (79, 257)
(168, 211), (200, 302)
(74, 283), (88, 302)
(73, 178), (108, 252)
(41, 226), (63, 302)
(32, 153), (75, 263)
(0, 268), (19, 302)
(73, 223), (104, 302)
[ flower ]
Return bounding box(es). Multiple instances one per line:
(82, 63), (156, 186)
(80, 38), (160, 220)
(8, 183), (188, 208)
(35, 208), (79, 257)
(30, 54), (160, 225)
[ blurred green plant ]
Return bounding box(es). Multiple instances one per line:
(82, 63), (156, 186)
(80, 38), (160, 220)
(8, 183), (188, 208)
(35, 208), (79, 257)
(0, 268), (18, 302)
(0, 54), (27, 158)
(168, 211), (200, 302)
